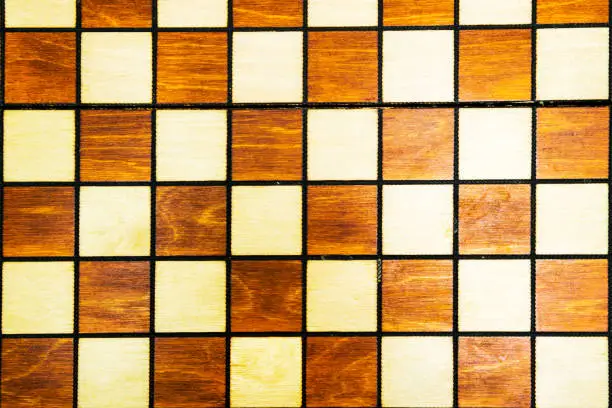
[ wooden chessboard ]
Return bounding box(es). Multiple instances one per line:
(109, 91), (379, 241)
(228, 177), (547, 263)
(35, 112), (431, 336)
(1, 0), (610, 407)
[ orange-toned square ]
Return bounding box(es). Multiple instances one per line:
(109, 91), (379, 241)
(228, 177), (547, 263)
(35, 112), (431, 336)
(233, 0), (303, 27)
(537, 107), (609, 179)
(383, 108), (454, 180)
(459, 30), (531, 101)
(538, 0), (609, 23)
(82, 0), (152, 27)
(3, 187), (75, 257)
(5, 33), (76, 103)
(157, 32), (227, 103)
(308, 32), (378, 102)
(383, 0), (454, 26)
(232, 109), (302, 181)
(80, 110), (152, 182)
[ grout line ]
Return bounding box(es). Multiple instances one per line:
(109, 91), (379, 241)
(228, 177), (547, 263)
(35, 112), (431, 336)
(301, 3), (308, 404)
(376, 0), (384, 405)
(453, 0), (460, 406)
(530, 1), (538, 406)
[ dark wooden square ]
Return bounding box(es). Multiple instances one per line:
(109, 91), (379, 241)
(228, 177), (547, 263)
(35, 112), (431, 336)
(82, 0), (152, 27)
(233, 0), (303, 27)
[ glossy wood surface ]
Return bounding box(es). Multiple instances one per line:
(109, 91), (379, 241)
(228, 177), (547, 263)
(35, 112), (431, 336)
(383, 0), (454, 25)
(233, 0), (303, 27)
(81, 0), (152, 27)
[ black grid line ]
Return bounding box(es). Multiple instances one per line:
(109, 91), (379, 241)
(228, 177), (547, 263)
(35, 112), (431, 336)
(301, 0), (309, 405)
(452, 0), (460, 406)
(376, 0), (384, 405)
(530, 2), (538, 407)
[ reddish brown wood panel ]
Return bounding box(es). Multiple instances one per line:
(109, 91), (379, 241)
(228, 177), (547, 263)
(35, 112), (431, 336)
(383, 0), (454, 26)
(81, 0), (152, 27)
(537, 0), (609, 23)
(233, 0), (303, 27)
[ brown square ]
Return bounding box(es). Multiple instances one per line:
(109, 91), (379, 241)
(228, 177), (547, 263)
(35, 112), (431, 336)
(308, 185), (377, 255)
(5, 33), (76, 103)
(308, 32), (378, 102)
(82, 0), (152, 27)
(155, 338), (226, 407)
(156, 186), (226, 256)
(383, 0), (454, 26)
(3, 187), (75, 257)
(538, 0), (609, 23)
(383, 108), (454, 180)
(79, 261), (150, 333)
(233, 0), (303, 27)
(307, 337), (377, 407)
(80, 110), (152, 182)
(459, 30), (531, 101)
(536, 260), (608, 332)
(157, 32), (228, 103)
(382, 260), (453, 331)
(459, 184), (531, 255)
(232, 109), (303, 181)
(537, 107), (609, 179)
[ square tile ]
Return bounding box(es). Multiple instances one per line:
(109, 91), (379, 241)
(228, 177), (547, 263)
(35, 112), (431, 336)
(537, 28), (609, 100)
(81, 32), (152, 103)
(459, 260), (531, 331)
(383, 30), (454, 102)
(231, 260), (302, 332)
(4, 110), (75, 182)
(234, 0), (302, 27)
(231, 337), (301, 407)
(308, 0), (377, 26)
(232, 186), (302, 255)
(460, 0), (532, 24)
(308, 109), (378, 180)
(536, 184), (608, 254)
(3, 187), (75, 257)
(79, 187), (150, 256)
(155, 261), (226, 332)
(233, 32), (302, 103)
(308, 185), (377, 255)
(307, 260), (377, 332)
(309, 31), (378, 102)
(156, 186), (226, 256)
(82, 0), (151, 27)
(158, 0), (227, 27)
(383, 185), (453, 255)
(79, 261), (150, 333)
(232, 109), (302, 181)
(156, 110), (227, 181)
(537, 0), (609, 24)
(6, 0), (75, 27)
(2, 262), (74, 334)
(157, 32), (227, 103)
(383, 0), (454, 26)
(459, 184), (531, 254)
(382, 260), (453, 332)
(536, 260), (608, 331)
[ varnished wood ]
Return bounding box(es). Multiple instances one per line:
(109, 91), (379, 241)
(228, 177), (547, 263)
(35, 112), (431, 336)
(383, 0), (454, 26)
(233, 0), (303, 27)
(537, 0), (609, 23)
(81, 0), (152, 27)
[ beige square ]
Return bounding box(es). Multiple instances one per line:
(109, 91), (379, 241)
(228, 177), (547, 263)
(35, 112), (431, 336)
(536, 184), (608, 254)
(81, 33), (152, 103)
(308, 109), (378, 180)
(80, 187), (151, 256)
(156, 110), (227, 181)
(231, 337), (301, 407)
(158, 0), (227, 27)
(232, 186), (302, 255)
(78, 338), (149, 408)
(460, 0), (532, 24)
(383, 185), (453, 255)
(6, 0), (75, 27)
(536, 337), (609, 408)
(537, 28), (609, 100)
(4, 110), (75, 182)
(233, 32), (302, 103)
(307, 260), (377, 332)
(2, 262), (73, 334)
(308, 0), (377, 26)
(155, 261), (226, 332)
(459, 108), (532, 180)
(382, 337), (453, 407)
(383, 31), (454, 102)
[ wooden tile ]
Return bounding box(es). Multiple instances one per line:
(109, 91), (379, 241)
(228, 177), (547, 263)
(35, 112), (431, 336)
(306, 337), (377, 407)
(537, 0), (609, 23)
(460, 0), (532, 25)
(308, 31), (378, 102)
(1, 339), (73, 408)
(308, 0), (377, 26)
(5, 32), (76, 103)
(6, 0), (76, 27)
(307, 185), (377, 255)
(156, 186), (226, 256)
(383, 0), (454, 26)
(79, 262), (150, 333)
(3, 187), (74, 257)
(158, 0), (228, 27)
(233, 0), (302, 27)
(459, 30), (531, 101)
(82, 0), (152, 27)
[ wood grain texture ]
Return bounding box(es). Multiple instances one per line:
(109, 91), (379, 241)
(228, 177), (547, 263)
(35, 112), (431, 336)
(81, 0), (152, 27)
(80, 110), (152, 182)
(459, 184), (531, 254)
(383, 0), (454, 25)
(307, 337), (377, 407)
(459, 30), (531, 101)
(157, 32), (227, 103)
(79, 261), (150, 333)
(232, 109), (303, 181)
(536, 259), (608, 331)
(3, 187), (74, 257)
(155, 338), (226, 407)
(459, 337), (531, 407)
(308, 31), (378, 103)
(156, 186), (226, 256)
(307, 185), (377, 255)
(382, 260), (453, 331)
(1, 338), (73, 408)
(537, 107), (609, 179)
(5, 32), (76, 103)
(537, 0), (609, 23)
(233, 0), (303, 27)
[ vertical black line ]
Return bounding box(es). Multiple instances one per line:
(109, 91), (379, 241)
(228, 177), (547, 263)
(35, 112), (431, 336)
(376, 0), (384, 406)
(301, 2), (308, 407)
(530, 2), (538, 407)
(452, 0), (460, 407)
(225, 2), (233, 407)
